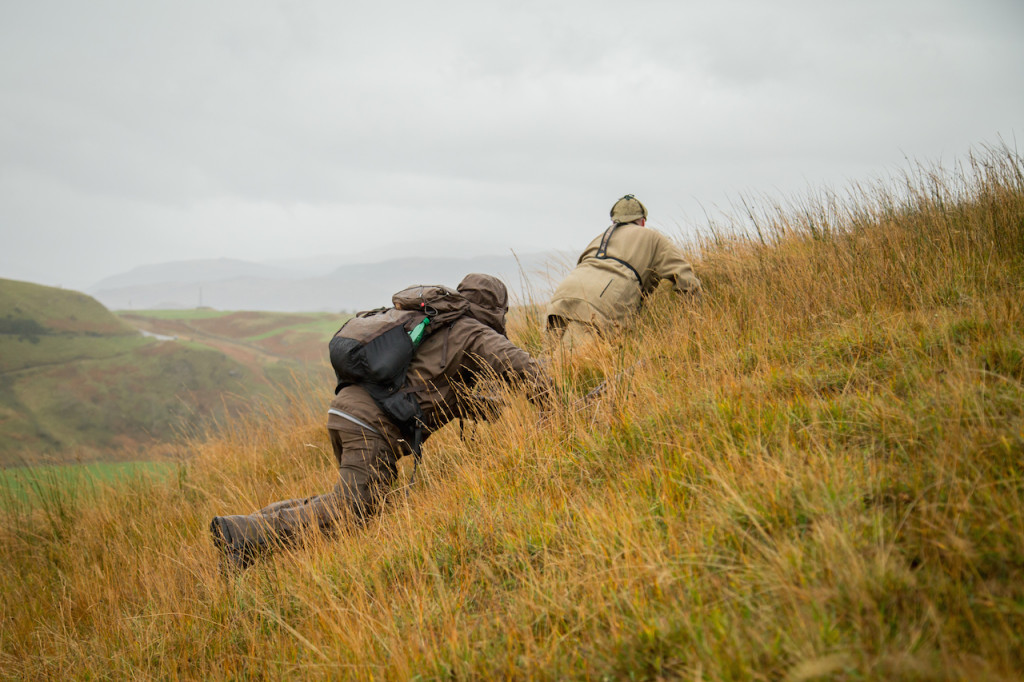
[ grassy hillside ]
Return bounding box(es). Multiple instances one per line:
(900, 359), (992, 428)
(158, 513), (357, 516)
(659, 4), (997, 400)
(1, 144), (1022, 679)
(0, 341), (277, 465)
(0, 279), (141, 377)
(0, 278), (131, 336)
(0, 282), (298, 466)
(119, 308), (343, 366)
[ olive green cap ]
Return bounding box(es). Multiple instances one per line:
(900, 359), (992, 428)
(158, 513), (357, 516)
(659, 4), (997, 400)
(610, 194), (648, 224)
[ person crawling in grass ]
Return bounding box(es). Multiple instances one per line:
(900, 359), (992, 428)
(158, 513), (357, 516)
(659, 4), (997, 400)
(210, 273), (550, 568)
(545, 194), (703, 349)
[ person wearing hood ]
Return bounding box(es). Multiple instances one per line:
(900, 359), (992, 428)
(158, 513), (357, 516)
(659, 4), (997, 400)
(546, 195), (702, 348)
(210, 273), (549, 567)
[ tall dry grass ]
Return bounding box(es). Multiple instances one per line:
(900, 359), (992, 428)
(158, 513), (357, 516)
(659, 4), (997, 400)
(2, 144), (1023, 680)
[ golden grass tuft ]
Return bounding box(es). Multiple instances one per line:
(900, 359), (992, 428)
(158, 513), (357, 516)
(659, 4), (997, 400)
(3, 143), (1023, 679)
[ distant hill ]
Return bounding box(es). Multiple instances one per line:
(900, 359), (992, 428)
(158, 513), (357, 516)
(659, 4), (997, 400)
(88, 251), (573, 312)
(263, 238), (537, 274)
(89, 258), (306, 292)
(0, 278), (329, 467)
(1, 278), (133, 337)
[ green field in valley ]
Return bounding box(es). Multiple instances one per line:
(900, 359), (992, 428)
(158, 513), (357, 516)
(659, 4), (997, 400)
(118, 309), (345, 366)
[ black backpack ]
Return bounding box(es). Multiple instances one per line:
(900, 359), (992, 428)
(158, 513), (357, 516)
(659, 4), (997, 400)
(329, 285), (470, 451)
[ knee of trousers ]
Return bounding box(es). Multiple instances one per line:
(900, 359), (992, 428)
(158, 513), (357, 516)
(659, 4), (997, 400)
(332, 421), (404, 514)
(336, 467), (387, 517)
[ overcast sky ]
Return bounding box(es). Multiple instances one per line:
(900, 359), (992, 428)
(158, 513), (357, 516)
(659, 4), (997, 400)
(1, 0), (1021, 290)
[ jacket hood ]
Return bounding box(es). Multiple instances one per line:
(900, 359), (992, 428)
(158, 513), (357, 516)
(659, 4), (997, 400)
(457, 273), (509, 335)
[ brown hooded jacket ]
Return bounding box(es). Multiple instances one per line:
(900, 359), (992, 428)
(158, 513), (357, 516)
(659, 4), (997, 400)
(327, 273), (547, 438)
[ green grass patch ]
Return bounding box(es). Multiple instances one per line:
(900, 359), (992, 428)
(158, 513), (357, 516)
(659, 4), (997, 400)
(0, 460), (177, 508)
(244, 315), (342, 342)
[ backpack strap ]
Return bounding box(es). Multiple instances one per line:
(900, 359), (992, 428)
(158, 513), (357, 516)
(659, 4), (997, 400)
(595, 224), (643, 287)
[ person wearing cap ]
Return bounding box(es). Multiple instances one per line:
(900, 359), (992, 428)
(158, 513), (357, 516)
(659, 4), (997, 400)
(545, 194), (702, 347)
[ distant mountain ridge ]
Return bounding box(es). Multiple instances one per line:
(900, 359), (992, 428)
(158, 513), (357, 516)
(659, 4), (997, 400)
(88, 251), (573, 312)
(89, 258), (307, 292)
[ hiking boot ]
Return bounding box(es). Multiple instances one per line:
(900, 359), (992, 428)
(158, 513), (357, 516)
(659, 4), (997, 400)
(210, 515), (268, 570)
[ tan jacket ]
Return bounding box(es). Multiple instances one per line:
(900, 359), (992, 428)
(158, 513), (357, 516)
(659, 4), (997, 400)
(328, 274), (547, 438)
(546, 222), (701, 331)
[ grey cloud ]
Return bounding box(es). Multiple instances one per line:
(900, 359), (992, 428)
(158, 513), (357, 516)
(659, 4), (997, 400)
(1, 0), (1021, 289)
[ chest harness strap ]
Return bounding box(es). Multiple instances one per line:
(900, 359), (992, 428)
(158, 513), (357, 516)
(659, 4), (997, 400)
(595, 224), (643, 287)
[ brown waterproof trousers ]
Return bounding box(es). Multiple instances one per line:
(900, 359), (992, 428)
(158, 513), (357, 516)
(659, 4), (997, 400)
(546, 314), (601, 353)
(245, 418), (407, 544)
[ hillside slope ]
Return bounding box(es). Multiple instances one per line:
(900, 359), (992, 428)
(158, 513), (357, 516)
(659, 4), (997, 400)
(2, 145), (1023, 679)
(1, 277), (132, 339)
(119, 309), (343, 367)
(0, 280), (279, 466)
